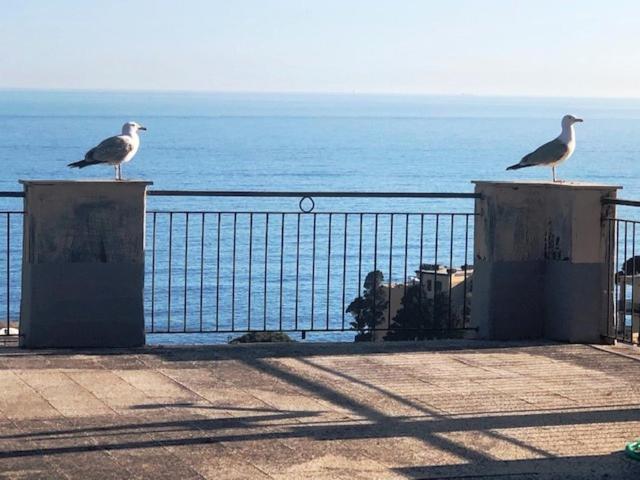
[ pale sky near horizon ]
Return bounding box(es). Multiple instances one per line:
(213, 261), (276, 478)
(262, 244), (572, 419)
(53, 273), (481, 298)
(2, 0), (640, 97)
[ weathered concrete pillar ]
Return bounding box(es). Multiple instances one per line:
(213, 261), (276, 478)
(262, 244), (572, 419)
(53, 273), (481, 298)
(19, 180), (152, 348)
(471, 181), (619, 343)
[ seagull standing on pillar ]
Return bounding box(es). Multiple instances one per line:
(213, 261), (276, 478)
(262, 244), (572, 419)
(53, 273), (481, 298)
(68, 122), (147, 181)
(507, 115), (583, 182)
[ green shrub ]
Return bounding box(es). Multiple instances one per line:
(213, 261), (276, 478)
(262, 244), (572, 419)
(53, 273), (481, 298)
(229, 331), (295, 344)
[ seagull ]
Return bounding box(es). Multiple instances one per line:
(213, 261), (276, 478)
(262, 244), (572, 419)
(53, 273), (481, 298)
(507, 114), (583, 182)
(68, 122), (147, 180)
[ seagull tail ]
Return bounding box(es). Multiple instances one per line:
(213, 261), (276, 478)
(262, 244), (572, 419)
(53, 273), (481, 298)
(506, 162), (528, 171)
(68, 160), (91, 169)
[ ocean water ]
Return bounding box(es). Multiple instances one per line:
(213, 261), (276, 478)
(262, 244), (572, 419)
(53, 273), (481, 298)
(2, 91), (640, 343)
(2, 91), (640, 192)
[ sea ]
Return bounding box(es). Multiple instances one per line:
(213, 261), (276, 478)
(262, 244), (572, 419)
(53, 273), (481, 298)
(2, 90), (640, 344)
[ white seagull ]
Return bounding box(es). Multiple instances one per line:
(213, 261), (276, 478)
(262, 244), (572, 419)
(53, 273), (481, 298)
(507, 114), (583, 182)
(69, 122), (147, 180)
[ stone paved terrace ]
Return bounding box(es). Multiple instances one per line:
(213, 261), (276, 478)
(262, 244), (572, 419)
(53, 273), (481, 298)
(0, 341), (639, 479)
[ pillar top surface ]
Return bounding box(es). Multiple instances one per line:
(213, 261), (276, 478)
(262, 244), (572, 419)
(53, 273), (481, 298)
(20, 179), (153, 186)
(472, 180), (621, 190)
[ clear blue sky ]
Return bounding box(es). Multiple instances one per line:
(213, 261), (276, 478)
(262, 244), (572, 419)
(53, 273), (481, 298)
(2, 0), (639, 97)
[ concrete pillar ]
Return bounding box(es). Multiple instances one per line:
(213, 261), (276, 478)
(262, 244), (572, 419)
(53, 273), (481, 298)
(471, 181), (619, 343)
(19, 180), (152, 348)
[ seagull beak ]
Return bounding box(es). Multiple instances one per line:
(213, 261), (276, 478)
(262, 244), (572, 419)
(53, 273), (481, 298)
(574, 118), (583, 123)
(139, 126), (147, 131)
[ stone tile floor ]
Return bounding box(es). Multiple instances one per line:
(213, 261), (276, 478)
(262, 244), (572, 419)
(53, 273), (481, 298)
(0, 340), (639, 479)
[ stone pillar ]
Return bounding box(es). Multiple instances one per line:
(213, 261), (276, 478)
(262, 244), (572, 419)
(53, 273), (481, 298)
(19, 180), (152, 348)
(471, 181), (619, 343)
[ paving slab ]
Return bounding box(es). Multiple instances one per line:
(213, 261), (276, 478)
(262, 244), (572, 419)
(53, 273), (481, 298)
(0, 340), (639, 479)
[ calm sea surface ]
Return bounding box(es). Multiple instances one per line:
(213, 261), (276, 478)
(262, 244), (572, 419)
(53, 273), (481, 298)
(2, 91), (640, 343)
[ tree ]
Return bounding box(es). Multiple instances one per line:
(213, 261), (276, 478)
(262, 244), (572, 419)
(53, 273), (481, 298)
(347, 270), (388, 342)
(384, 285), (456, 341)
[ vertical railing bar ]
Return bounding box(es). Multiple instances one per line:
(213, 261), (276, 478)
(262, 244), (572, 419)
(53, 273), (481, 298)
(341, 214), (348, 331)
(310, 214), (317, 330)
(623, 221), (628, 341)
(462, 214), (470, 327)
(448, 214), (454, 329)
(263, 213), (269, 331)
(605, 217), (612, 339)
(183, 212), (189, 332)
(294, 213), (301, 330)
(231, 213), (237, 332)
(373, 213), (378, 337)
(325, 213), (332, 330)
(609, 218), (615, 339)
(632, 222), (636, 344)
(433, 214), (440, 329)
(167, 212), (173, 332)
(215, 213), (221, 331)
(279, 213), (285, 331)
(615, 220), (621, 338)
(419, 214), (425, 330)
(403, 214), (409, 301)
(5, 213), (10, 336)
(199, 213), (205, 333)
(387, 214), (394, 332)
(151, 212), (157, 332)
(358, 213), (363, 298)
(248, 213), (253, 330)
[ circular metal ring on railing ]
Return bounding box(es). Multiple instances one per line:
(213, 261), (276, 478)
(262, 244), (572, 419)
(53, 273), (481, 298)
(299, 196), (315, 213)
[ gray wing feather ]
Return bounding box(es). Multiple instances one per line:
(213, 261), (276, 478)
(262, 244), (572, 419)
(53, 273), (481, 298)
(520, 138), (569, 167)
(85, 136), (133, 164)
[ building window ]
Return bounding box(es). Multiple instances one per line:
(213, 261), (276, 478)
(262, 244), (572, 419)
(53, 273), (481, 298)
(426, 280), (432, 291)
(435, 281), (442, 292)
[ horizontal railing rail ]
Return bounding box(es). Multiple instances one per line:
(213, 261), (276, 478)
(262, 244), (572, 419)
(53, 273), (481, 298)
(0, 190), (481, 199)
(148, 190), (480, 199)
(603, 197), (640, 207)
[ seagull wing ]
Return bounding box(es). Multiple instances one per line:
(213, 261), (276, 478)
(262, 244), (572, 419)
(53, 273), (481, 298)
(519, 138), (569, 167)
(84, 135), (133, 164)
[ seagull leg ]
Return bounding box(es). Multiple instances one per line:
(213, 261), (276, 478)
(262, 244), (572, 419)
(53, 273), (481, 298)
(552, 166), (556, 183)
(114, 165), (118, 181)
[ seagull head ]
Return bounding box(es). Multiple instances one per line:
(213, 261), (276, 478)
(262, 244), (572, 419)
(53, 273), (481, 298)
(562, 114), (583, 128)
(122, 121), (147, 135)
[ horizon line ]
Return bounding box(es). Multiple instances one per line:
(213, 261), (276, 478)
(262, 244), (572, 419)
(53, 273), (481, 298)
(1, 86), (640, 102)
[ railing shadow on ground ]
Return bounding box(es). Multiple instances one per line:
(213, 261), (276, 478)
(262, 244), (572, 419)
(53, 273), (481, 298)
(0, 343), (638, 478)
(0, 339), (562, 360)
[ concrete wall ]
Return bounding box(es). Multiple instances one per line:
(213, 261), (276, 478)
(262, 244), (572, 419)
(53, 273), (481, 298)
(472, 181), (619, 343)
(19, 180), (152, 348)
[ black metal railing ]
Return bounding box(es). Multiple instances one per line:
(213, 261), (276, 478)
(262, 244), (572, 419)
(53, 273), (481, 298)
(0, 192), (24, 341)
(145, 191), (478, 342)
(604, 197), (640, 345)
